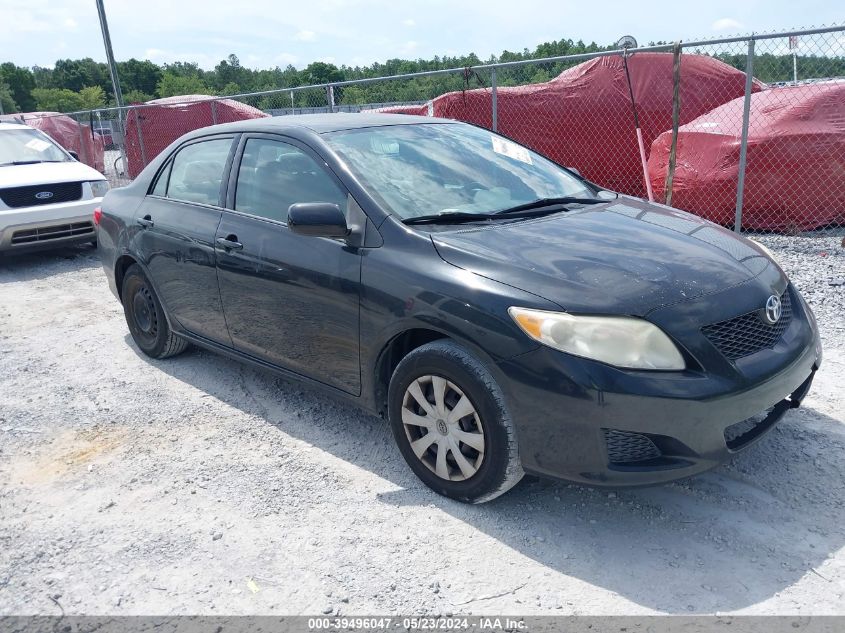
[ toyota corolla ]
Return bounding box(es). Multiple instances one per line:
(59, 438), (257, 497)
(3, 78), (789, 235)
(97, 114), (821, 503)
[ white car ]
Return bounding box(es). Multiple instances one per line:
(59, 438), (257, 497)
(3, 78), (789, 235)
(0, 122), (109, 253)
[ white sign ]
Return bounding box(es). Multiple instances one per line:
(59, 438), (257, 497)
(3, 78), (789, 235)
(491, 136), (532, 165)
(25, 138), (52, 152)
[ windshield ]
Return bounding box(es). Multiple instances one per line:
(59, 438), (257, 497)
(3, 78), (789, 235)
(0, 128), (70, 166)
(325, 123), (595, 219)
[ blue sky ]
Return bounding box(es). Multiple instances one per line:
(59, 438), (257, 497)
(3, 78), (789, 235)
(2, 0), (843, 70)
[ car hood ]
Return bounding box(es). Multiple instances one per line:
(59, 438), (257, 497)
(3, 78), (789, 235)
(0, 161), (104, 188)
(431, 197), (777, 317)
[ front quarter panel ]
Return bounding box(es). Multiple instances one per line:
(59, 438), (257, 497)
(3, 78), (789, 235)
(358, 225), (560, 411)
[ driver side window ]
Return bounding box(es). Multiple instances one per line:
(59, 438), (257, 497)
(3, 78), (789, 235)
(234, 138), (347, 223)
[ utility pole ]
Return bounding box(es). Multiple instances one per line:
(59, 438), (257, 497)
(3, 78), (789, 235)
(95, 0), (124, 109)
(95, 0), (128, 178)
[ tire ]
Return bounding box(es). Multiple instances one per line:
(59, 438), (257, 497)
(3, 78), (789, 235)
(121, 264), (189, 359)
(387, 339), (523, 503)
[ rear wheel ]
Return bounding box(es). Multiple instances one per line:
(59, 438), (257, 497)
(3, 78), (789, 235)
(121, 264), (188, 359)
(387, 340), (523, 503)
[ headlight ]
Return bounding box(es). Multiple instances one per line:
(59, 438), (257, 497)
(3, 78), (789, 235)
(89, 180), (110, 197)
(508, 307), (686, 370)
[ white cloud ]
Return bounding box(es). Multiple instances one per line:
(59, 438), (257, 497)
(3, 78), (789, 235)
(403, 18), (415, 27)
(275, 52), (299, 65)
(711, 18), (743, 31)
(294, 29), (317, 42)
(63, 17), (78, 30)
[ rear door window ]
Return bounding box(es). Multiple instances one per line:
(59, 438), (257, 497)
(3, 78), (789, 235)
(165, 138), (233, 206)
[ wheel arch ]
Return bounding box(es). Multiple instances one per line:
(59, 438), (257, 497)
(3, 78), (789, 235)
(373, 328), (449, 418)
(114, 253), (139, 301)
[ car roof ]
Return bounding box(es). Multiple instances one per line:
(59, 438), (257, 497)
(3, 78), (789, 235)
(192, 112), (452, 137)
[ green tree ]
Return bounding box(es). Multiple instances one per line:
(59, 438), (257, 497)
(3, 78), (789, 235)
(156, 73), (212, 98)
(0, 81), (19, 114)
(214, 54), (250, 91)
(123, 89), (154, 104)
(117, 59), (162, 96)
(0, 63), (36, 111)
(219, 82), (241, 96)
(31, 65), (54, 89)
(31, 87), (85, 112)
(52, 58), (110, 95)
(78, 86), (106, 109)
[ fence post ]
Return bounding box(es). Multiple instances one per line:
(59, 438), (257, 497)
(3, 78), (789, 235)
(134, 108), (147, 169)
(491, 68), (498, 132)
(664, 42), (682, 207)
(211, 100), (218, 125)
(327, 85), (335, 113)
(734, 37), (755, 233)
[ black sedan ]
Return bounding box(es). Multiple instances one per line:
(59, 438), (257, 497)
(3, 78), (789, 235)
(97, 114), (821, 503)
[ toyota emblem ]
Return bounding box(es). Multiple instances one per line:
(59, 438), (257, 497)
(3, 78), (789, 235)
(763, 294), (782, 324)
(35, 191), (54, 200)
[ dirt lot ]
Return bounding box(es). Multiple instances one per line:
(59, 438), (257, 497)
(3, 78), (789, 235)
(1, 237), (843, 616)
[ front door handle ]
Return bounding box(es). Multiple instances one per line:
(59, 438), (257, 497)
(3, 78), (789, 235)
(216, 235), (243, 251)
(137, 215), (154, 229)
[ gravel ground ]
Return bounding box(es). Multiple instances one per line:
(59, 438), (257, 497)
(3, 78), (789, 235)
(0, 234), (843, 616)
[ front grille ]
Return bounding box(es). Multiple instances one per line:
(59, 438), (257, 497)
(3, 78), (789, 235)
(603, 429), (662, 464)
(11, 221), (94, 245)
(702, 289), (792, 360)
(0, 182), (83, 208)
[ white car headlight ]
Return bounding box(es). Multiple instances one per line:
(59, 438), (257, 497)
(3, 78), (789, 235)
(509, 307), (686, 370)
(89, 180), (110, 197)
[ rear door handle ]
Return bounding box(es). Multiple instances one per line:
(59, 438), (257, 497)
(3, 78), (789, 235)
(216, 236), (243, 251)
(136, 215), (154, 229)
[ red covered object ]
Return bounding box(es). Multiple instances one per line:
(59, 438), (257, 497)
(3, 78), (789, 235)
(0, 111), (105, 172)
(124, 95), (269, 178)
(649, 83), (845, 231)
(376, 53), (757, 198)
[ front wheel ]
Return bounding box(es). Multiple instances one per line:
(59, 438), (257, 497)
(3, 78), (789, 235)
(121, 264), (188, 359)
(387, 340), (523, 503)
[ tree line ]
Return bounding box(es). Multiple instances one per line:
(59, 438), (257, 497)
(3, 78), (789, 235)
(2, 38), (843, 115)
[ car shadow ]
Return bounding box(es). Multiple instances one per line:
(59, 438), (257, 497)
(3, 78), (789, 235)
(0, 243), (100, 283)
(130, 340), (845, 613)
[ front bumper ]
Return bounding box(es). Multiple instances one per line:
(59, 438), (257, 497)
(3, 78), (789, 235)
(497, 311), (821, 487)
(0, 198), (101, 252)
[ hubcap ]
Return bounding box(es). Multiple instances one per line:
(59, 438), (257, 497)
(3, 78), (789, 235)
(132, 286), (157, 336)
(401, 375), (485, 481)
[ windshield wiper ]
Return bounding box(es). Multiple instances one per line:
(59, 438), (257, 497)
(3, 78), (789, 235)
(403, 211), (496, 225)
(493, 196), (606, 215)
(402, 197), (609, 226)
(0, 159), (66, 166)
(403, 205), (584, 226)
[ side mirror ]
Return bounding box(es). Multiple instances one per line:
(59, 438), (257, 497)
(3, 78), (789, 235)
(68, 150), (80, 161)
(288, 202), (349, 238)
(566, 166), (582, 177)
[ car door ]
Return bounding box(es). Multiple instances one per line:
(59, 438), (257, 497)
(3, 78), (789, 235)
(215, 134), (362, 394)
(133, 134), (236, 345)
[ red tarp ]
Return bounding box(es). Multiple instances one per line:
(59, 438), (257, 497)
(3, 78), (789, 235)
(649, 82), (845, 230)
(375, 53), (757, 198)
(0, 111), (105, 172)
(124, 95), (269, 178)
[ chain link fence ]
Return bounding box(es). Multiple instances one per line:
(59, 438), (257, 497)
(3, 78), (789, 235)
(5, 24), (844, 234)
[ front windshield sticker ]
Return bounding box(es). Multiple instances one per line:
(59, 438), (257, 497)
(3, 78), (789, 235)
(25, 138), (52, 153)
(491, 136), (532, 165)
